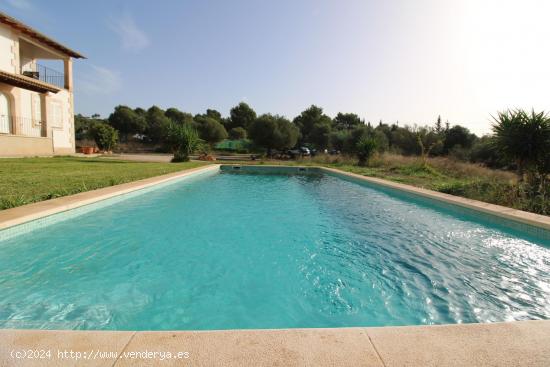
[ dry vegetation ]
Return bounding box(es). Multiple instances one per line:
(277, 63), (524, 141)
(285, 153), (530, 213)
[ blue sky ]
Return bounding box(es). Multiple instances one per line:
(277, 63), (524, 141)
(2, 0), (550, 135)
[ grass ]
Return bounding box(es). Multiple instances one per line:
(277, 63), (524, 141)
(0, 156), (205, 210)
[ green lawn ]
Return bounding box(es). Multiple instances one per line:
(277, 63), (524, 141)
(0, 157), (206, 210)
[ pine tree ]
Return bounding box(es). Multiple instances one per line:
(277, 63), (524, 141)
(435, 115), (443, 133)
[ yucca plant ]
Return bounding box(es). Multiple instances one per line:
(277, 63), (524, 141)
(491, 109), (550, 179)
(491, 108), (550, 214)
(167, 123), (203, 162)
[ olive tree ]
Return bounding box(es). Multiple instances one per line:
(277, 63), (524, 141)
(248, 114), (299, 154)
(194, 116), (228, 147)
(108, 105), (146, 141)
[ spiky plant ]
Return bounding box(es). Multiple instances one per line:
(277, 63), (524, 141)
(167, 123), (203, 162)
(491, 109), (550, 179)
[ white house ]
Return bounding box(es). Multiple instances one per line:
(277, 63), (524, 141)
(0, 11), (84, 156)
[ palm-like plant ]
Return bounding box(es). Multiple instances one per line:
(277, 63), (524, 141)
(167, 123), (203, 162)
(491, 109), (550, 180)
(492, 109), (550, 213)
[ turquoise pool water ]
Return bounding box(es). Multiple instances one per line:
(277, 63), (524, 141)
(0, 169), (549, 330)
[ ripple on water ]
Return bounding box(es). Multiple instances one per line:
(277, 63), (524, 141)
(0, 172), (548, 330)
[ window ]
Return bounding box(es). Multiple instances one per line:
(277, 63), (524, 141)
(32, 94), (42, 124)
(50, 100), (63, 128)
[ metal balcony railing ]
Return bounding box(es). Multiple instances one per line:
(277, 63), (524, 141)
(21, 63), (65, 89)
(0, 115), (45, 137)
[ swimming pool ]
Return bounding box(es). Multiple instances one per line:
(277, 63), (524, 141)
(0, 166), (549, 330)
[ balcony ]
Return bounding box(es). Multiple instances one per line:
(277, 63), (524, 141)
(21, 63), (64, 89)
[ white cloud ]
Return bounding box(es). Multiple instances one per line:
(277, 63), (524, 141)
(77, 65), (122, 95)
(109, 13), (150, 52)
(4, 0), (33, 10)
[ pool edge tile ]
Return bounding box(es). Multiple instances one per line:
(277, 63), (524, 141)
(0, 329), (135, 367)
(1, 322), (548, 367)
(365, 320), (550, 367)
(115, 327), (383, 367)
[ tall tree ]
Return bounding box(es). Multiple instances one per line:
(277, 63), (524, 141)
(333, 113), (363, 130)
(229, 102), (257, 130)
(309, 123), (332, 149)
(248, 114), (299, 153)
(206, 109), (223, 123)
(145, 106), (171, 144)
(293, 105), (332, 142)
(434, 115), (443, 134)
(443, 125), (476, 153)
(108, 105), (147, 141)
(166, 107), (193, 125)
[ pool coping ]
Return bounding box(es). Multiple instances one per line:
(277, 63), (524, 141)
(1, 321), (549, 366)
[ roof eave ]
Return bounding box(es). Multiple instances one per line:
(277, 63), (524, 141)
(0, 12), (85, 59)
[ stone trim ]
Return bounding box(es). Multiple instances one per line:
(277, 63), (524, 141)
(0, 321), (548, 366)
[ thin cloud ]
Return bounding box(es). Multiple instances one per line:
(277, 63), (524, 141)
(109, 13), (150, 52)
(77, 65), (122, 95)
(4, 0), (33, 10)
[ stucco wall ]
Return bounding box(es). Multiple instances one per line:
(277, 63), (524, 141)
(0, 135), (53, 156)
(0, 24), (15, 73)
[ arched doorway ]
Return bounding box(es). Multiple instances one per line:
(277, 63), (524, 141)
(0, 92), (11, 134)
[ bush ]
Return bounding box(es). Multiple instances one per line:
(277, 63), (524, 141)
(90, 123), (118, 151)
(448, 145), (470, 161)
(469, 136), (506, 168)
(195, 116), (228, 147)
(229, 127), (247, 140)
(329, 130), (350, 151)
(356, 137), (378, 166)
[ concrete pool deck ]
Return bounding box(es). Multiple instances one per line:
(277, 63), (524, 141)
(1, 321), (549, 366)
(1, 164), (549, 366)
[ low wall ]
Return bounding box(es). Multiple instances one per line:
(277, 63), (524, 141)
(0, 135), (53, 156)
